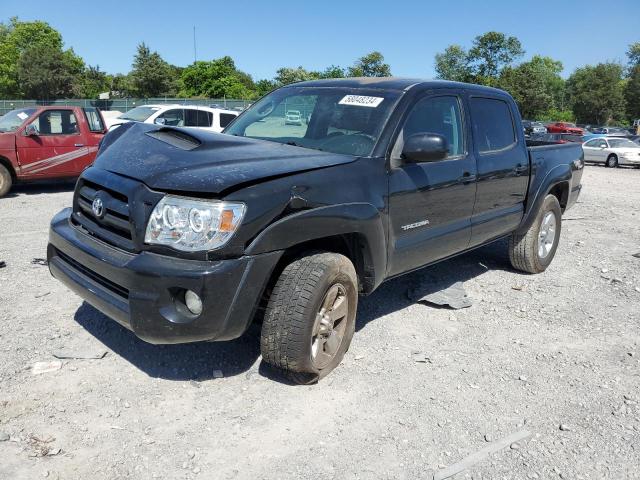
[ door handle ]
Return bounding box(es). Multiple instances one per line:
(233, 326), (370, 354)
(459, 171), (477, 184)
(514, 164), (528, 174)
(74, 143), (84, 147)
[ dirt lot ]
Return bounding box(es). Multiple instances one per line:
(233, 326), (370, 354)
(0, 166), (639, 480)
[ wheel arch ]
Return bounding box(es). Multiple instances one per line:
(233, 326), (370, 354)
(0, 156), (17, 180)
(245, 203), (387, 294)
(517, 166), (571, 235)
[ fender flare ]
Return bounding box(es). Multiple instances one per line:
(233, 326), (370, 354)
(245, 202), (387, 292)
(517, 164), (571, 234)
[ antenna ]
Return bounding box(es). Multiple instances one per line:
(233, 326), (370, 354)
(193, 26), (197, 64)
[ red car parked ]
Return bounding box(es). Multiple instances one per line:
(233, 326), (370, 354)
(0, 106), (106, 197)
(546, 122), (584, 135)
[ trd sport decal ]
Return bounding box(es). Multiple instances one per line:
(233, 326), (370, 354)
(401, 219), (430, 231)
(21, 146), (98, 174)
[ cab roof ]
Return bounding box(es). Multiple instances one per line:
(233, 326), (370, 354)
(292, 77), (507, 95)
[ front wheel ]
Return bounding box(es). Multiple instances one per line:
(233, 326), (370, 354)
(509, 195), (562, 274)
(606, 154), (619, 168)
(260, 252), (358, 384)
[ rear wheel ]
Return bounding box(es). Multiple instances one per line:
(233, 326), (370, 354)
(606, 154), (619, 168)
(509, 194), (562, 274)
(0, 164), (12, 198)
(260, 252), (358, 384)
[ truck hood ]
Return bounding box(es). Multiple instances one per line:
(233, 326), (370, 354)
(93, 122), (356, 195)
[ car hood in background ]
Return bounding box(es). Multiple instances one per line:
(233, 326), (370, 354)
(93, 122), (356, 194)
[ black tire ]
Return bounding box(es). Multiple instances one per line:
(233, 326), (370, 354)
(606, 154), (618, 168)
(260, 252), (358, 384)
(0, 164), (12, 198)
(509, 194), (562, 274)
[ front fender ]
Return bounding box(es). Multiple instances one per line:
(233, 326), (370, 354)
(245, 202), (387, 291)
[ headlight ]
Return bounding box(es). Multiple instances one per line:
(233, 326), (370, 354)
(145, 196), (246, 252)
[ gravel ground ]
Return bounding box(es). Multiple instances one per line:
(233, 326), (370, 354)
(0, 166), (639, 480)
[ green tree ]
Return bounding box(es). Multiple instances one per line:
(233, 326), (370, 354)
(498, 55), (565, 119)
(347, 51), (391, 77)
(434, 32), (524, 86)
(319, 65), (345, 79)
(567, 63), (626, 124)
(0, 17), (67, 97)
(468, 31), (524, 80)
(274, 66), (320, 86)
(434, 45), (473, 82)
(255, 79), (277, 97)
(625, 42), (640, 121)
(107, 73), (133, 98)
(180, 56), (255, 98)
(626, 42), (640, 68)
(74, 65), (109, 98)
(129, 42), (176, 97)
(17, 43), (76, 99)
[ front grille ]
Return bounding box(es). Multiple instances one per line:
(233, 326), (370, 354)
(73, 178), (135, 250)
(55, 248), (129, 300)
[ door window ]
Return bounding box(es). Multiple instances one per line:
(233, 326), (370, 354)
(184, 109), (213, 127)
(83, 107), (105, 132)
(157, 109), (184, 126)
(469, 98), (516, 153)
(30, 110), (79, 135)
(585, 139), (606, 148)
(400, 96), (465, 158)
(220, 113), (237, 129)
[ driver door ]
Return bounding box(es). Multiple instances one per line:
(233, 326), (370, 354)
(16, 109), (85, 178)
(387, 93), (477, 276)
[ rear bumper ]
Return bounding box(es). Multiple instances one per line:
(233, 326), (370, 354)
(48, 208), (282, 344)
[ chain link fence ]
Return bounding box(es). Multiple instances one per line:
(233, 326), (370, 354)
(0, 98), (252, 116)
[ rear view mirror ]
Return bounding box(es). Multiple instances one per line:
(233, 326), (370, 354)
(401, 133), (448, 163)
(24, 124), (39, 136)
(154, 117), (166, 125)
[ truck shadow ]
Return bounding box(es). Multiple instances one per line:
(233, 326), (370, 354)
(355, 238), (512, 332)
(74, 303), (262, 382)
(73, 238), (512, 384)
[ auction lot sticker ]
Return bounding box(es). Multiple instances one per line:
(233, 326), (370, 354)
(339, 95), (384, 107)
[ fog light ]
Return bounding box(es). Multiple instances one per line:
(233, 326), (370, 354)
(184, 290), (203, 316)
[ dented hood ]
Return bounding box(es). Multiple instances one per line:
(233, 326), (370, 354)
(94, 122), (355, 194)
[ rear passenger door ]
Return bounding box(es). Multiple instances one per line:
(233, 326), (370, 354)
(155, 109), (184, 127)
(388, 92), (477, 276)
(582, 138), (605, 162)
(467, 96), (529, 247)
(184, 109), (214, 130)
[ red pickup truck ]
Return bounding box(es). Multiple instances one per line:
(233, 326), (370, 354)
(546, 122), (584, 135)
(0, 106), (106, 197)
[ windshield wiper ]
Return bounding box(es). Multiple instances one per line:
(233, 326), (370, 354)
(286, 141), (300, 147)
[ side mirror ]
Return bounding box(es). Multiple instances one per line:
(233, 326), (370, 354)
(154, 117), (166, 125)
(401, 133), (449, 163)
(24, 124), (39, 136)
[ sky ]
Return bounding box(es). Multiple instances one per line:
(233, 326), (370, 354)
(2, 0), (638, 80)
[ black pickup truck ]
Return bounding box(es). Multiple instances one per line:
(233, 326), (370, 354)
(47, 78), (583, 383)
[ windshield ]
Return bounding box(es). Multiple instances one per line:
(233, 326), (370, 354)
(609, 138), (639, 148)
(225, 87), (402, 156)
(0, 108), (37, 132)
(118, 106), (161, 122)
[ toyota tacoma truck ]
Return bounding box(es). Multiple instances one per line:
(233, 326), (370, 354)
(47, 78), (584, 383)
(0, 106), (106, 197)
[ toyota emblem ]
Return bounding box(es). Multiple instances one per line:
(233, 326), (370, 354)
(92, 197), (105, 218)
